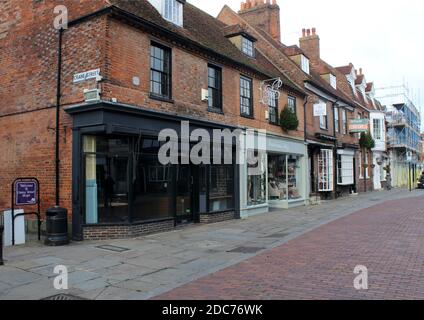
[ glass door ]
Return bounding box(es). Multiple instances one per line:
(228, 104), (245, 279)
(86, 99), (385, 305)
(176, 165), (194, 223)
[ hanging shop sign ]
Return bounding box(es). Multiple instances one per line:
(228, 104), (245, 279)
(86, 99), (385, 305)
(349, 119), (369, 133)
(313, 103), (327, 117)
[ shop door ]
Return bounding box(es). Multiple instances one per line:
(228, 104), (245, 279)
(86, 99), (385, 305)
(175, 165), (195, 224)
(84, 154), (130, 224)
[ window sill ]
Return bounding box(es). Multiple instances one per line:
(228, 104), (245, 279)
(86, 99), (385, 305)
(269, 121), (280, 127)
(208, 108), (224, 115)
(149, 93), (174, 104)
(241, 114), (254, 120)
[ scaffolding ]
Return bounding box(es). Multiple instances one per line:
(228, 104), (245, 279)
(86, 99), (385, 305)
(376, 85), (422, 188)
(376, 85), (421, 152)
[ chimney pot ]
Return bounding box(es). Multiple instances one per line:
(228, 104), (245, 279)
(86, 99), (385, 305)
(359, 68), (363, 75)
(312, 27), (316, 35)
(302, 28), (306, 37)
(306, 29), (311, 36)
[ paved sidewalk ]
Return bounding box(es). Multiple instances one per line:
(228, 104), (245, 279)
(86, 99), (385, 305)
(0, 188), (421, 300)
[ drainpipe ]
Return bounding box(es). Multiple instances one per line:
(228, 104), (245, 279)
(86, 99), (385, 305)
(332, 100), (339, 198)
(55, 28), (63, 206)
(303, 97), (309, 143)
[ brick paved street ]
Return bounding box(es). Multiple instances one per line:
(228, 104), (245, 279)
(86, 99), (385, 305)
(156, 195), (424, 300)
(1, 189), (423, 300)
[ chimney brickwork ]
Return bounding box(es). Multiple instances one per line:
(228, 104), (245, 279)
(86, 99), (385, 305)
(299, 27), (320, 61)
(239, 0), (281, 42)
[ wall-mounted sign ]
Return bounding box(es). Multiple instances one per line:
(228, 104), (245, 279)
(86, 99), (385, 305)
(349, 119), (369, 133)
(73, 68), (100, 83)
(313, 103), (327, 117)
(15, 181), (37, 206)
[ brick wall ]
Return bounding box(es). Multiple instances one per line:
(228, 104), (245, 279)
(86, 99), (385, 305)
(199, 211), (236, 224)
(83, 219), (175, 240)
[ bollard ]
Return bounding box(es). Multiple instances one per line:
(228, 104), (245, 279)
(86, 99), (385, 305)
(0, 226), (4, 265)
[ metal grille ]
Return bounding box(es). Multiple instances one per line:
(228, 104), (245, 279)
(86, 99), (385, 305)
(262, 232), (290, 239)
(228, 247), (265, 254)
(42, 294), (87, 300)
(96, 245), (130, 253)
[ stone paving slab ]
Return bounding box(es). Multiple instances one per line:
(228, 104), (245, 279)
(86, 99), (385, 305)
(0, 188), (421, 300)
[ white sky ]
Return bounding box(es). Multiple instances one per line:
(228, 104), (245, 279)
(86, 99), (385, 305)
(188, 0), (424, 111)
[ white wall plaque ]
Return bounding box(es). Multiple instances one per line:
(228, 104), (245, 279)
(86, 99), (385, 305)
(73, 69), (101, 83)
(313, 102), (327, 117)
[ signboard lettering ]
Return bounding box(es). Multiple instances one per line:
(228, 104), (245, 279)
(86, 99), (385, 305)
(349, 119), (369, 133)
(15, 181), (37, 206)
(73, 69), (100, 83)
(313, 103), (327, 117)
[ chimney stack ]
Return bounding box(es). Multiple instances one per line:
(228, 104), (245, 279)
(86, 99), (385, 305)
(299, 27), (320, 61)
(239, 0), (281, 42)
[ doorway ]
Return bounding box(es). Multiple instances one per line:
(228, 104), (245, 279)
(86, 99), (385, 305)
(175, 165), (197, 224)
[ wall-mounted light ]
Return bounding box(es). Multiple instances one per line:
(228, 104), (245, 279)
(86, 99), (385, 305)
(201, 89), (209, 101)
(83, 88), (101, 102)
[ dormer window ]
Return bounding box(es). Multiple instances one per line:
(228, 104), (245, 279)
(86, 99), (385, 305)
(242, 37), (254, 57)
(149, 0), (183, 27)
(301, 55), (310, 74)
(164, 0), (183, 26)
(330, 74), (337, 89)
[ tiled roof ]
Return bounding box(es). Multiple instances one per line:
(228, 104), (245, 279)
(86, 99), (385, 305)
(109, 0), (303, 94)
(222, 24), (257, 41)
(283, 45), (304, 57)
(335, 64), (354, 75)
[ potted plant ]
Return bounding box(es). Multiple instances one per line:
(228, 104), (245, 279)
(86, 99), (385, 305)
(280, 105), (299, 132)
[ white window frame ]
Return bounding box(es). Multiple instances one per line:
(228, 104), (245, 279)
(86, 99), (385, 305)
(320, 114), (328, 130)
(334, 107), (340, 133)
(301, 55), (310, 74)
(330, 74), (337, 89)
(342, 109), (347, 135)
(337, 155), (354, 185)
(365, 151), (370, 179)
(318, 149), (334, 192)
(241, 37), (254, 57)
(358, 151), (363, 179)
(373, 119), (382, 140)
(163, 0), (183, 27)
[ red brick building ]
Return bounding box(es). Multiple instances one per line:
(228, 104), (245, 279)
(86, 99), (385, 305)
(1, 0), (310, 240)
(218, 1), (368, 200)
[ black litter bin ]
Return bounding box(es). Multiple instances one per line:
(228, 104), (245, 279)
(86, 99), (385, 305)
(45, 207), (69, 246)
(0, 226), (4, 265)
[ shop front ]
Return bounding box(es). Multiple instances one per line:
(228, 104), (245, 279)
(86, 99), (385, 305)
(239, 133), (308, 218)
(67, 102), (238, 241)
(267, 135), (308, 209)
(336, 148), (357, 195)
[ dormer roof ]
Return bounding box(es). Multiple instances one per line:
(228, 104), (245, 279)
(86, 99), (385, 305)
(223, 24), (257, 42)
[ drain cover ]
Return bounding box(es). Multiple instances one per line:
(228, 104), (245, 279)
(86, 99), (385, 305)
(42, 294), (87, 300)
(228, 246), (265, 254)
(96, 245), (131, 253)
(262, 232), (290, 239)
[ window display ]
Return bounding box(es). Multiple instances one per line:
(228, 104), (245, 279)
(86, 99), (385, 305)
(247, 152), (267, 206)
(318, 149), (334, 192)
(268, 154), (302, 201)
